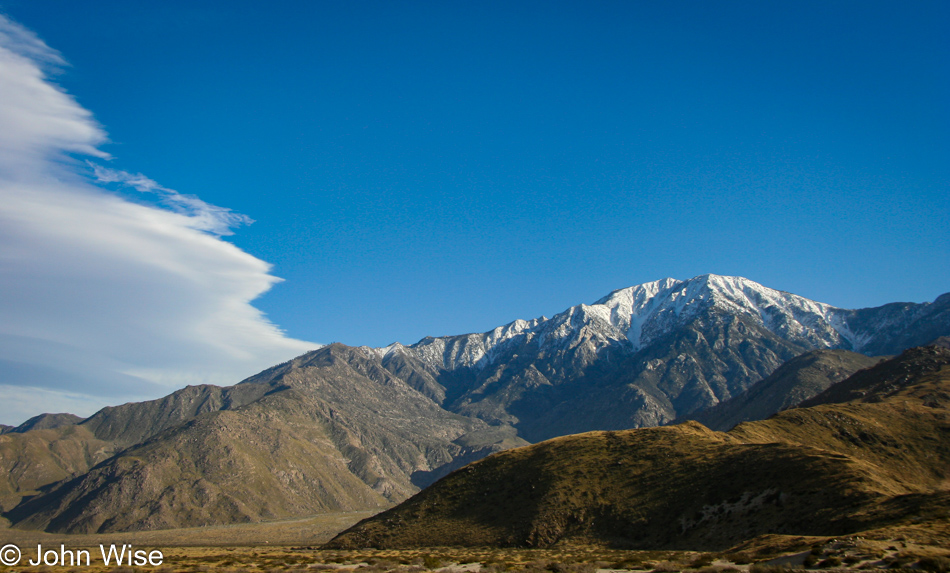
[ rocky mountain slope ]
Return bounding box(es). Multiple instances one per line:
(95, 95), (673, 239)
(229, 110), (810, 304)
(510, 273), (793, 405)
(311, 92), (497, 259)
(327, 345), (950, 550)
(6, 344), (525, 533)
(684, 349), (882, 431)
(0, 425), (115, 511)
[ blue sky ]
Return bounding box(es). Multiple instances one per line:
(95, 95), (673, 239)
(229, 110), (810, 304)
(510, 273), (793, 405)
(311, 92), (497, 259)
(0, 2), (947, 422)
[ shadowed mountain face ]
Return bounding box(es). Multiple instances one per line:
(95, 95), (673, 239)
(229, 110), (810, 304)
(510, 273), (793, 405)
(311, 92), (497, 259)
(684, 349), (883, 431)
(327, 346), (950, 550)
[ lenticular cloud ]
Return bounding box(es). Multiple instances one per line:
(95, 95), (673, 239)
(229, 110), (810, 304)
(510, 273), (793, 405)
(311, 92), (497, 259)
(0, 16), (316, 424)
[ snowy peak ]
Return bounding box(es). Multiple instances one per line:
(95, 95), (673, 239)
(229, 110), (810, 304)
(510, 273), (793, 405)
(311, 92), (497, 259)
(591, 274), (841, 351)
(358, 274), (947, 441)
(377, 274), (948, 372)
(400, 317), (546, 371)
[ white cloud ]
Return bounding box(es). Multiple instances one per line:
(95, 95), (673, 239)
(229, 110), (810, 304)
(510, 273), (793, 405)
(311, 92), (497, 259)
(0, 15), (318, 425)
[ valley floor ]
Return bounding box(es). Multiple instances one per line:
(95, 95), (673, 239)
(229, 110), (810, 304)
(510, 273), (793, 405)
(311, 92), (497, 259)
(0, 511), (375, 547)
(0, 513), (946, 572)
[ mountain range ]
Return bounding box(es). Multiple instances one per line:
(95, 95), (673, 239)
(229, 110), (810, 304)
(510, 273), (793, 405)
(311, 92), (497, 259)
(2, 274), (948, 534)
(366, 274), (949, 440)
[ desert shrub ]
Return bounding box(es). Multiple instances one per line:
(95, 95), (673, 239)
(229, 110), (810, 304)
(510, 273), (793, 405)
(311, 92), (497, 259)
(422, 554), (444, 570)
(690, 556), (715, 568)
(817, 556), (841, 568)
(521, 560), (551, 573)
(885, 555), (916, 569)
(372, 565), (407, 573)
(843, 555), (861, 565)
(548, 563), (595, 573)
(482, 557), (513, 572)
(651, 562), (681, 573)
(918, 556), (950, 573)
(719, 554), (752, 566)
(749, 564), (789, 573)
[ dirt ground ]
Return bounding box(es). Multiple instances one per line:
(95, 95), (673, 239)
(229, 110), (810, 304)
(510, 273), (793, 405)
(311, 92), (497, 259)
(0, 513), (946, 572)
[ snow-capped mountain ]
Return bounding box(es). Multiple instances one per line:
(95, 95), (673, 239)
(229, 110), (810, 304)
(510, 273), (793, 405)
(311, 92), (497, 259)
(380, 274), (942, 369)
(7, 275), (947, 534)
(372, 274), (949, 441)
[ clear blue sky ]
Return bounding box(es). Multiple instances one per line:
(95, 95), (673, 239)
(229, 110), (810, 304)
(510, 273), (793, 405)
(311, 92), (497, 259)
(0, 0), (947, 387)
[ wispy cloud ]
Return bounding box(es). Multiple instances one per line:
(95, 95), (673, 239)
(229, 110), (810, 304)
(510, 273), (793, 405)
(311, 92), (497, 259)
(0, 15), (317, 424)
(91, 164), (253, 235)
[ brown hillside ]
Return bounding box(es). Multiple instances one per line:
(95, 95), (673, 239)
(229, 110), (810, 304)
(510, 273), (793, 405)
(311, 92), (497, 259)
(6, 344), (526, 534)
(11, 413), (85, 433)
(327, 346), (950, 550)
(8, 391), (390, 533)
(0, 425), (115, 511)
